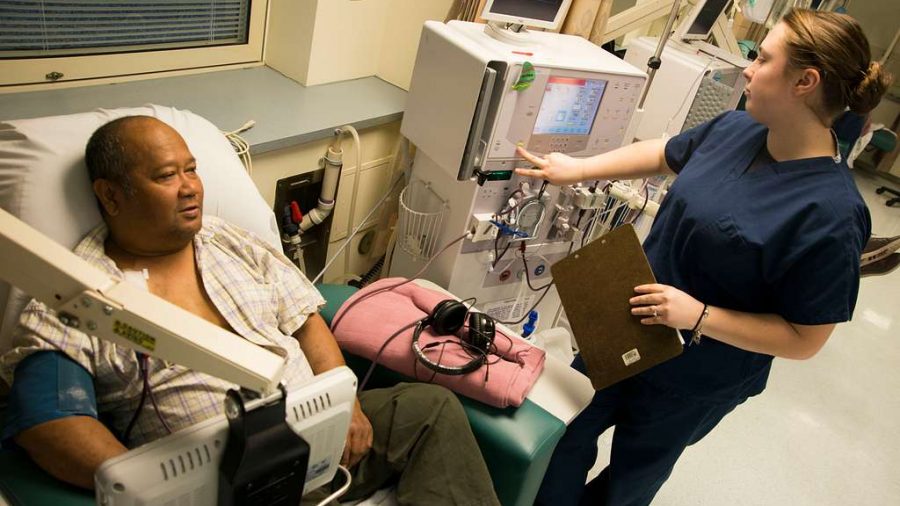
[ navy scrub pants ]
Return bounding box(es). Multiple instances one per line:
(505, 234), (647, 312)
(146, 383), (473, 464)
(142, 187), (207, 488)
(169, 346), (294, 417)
(535, 356), (747, 506)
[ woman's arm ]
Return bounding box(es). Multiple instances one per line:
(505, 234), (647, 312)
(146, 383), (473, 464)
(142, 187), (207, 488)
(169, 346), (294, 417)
(514, 138), (673, 185)
(630, 284), (835, 360)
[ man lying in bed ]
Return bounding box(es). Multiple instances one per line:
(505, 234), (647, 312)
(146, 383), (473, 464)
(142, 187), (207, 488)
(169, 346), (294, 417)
(0, 116), (499, 506)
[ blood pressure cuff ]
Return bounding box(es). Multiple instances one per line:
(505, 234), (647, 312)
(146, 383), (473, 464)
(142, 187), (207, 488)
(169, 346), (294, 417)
(1, 351), (98, 447)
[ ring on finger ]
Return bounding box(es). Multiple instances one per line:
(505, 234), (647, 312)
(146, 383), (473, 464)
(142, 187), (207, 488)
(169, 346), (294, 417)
(651, 306), (658, 318)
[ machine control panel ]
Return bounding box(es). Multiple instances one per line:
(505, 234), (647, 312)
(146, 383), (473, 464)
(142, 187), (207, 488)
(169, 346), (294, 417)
(487, 65), (644, 163)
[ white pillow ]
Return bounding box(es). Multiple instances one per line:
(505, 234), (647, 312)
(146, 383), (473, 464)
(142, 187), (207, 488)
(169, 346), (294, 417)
(0, 104), (280, 353)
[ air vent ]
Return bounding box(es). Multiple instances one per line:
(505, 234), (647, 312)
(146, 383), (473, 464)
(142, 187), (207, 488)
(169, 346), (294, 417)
(159, 443), (213, 481)
(291, 394), (333, 422)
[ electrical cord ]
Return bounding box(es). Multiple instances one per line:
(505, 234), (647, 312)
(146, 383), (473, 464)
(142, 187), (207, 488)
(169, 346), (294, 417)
(222, 120), (255, 176)
(492, 234), (512, 269)
(629, 186), (650, 224)
(664, 59), (714, 135)
(313, 465), (352, 506)
(357, 320), (419, 392)
(312, 170), (406, 285)
(329, 232), (471, 332)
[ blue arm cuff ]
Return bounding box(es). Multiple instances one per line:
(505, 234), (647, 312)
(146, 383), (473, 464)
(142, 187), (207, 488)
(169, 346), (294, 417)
(1, 351), (98, 448)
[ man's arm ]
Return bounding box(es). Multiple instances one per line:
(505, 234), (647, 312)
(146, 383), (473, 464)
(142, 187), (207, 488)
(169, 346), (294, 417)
(3, 351), (126, 490)
(293, 312), (372, 468)
(15, 417), (127, 490)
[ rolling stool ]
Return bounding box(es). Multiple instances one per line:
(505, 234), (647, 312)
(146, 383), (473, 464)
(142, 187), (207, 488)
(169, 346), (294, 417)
(875, 186), (900, 207)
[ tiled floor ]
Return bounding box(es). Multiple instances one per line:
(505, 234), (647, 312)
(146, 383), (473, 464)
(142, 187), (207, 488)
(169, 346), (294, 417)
(588, 171), (900, 505)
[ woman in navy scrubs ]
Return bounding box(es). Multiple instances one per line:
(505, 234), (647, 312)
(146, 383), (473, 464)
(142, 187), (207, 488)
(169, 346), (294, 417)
(517, 9), (893, 506)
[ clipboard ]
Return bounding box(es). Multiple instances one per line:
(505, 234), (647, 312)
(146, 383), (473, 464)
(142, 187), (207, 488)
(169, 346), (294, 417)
(551, 224), (682, 390)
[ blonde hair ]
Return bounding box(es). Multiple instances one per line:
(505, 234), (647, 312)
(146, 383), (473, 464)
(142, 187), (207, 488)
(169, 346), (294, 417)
(780, 9), (893, 117)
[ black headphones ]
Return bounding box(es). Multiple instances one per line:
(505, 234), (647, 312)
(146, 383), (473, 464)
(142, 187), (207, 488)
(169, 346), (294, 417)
(411, 299), (496, 376)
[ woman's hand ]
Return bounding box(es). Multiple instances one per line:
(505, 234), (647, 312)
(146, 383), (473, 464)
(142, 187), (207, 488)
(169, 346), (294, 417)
(342, 398), (373, 469)
(513, 146), (586, 185)
(630, 284), (704, 330)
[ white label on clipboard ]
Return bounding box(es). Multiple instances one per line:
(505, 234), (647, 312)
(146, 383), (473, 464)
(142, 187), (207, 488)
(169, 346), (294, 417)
(622, 348), (641, 366)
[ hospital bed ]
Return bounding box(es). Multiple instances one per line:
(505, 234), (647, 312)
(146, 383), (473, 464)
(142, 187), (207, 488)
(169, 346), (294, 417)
(0, 106), (593, 506)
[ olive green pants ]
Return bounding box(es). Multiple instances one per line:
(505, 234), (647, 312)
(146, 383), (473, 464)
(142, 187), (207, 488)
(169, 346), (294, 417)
(304, 383), (499, 506)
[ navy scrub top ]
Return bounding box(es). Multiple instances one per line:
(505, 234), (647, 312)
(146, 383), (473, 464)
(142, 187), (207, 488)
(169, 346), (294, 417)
(639, 111), (870, 403)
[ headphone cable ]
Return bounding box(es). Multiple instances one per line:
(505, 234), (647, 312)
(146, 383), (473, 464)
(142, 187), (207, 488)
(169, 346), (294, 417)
(357, 320), (419, 392)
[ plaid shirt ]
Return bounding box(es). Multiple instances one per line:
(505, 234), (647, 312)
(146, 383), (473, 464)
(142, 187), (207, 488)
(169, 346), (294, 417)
(0, 216), (324, 446)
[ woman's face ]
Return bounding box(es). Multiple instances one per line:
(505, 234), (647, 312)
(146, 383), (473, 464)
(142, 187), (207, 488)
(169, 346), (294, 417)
(742, 22), (800, 125)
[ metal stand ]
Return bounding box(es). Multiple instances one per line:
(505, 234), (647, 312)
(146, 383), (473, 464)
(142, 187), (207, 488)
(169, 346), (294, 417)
(218, 385), (311, 506)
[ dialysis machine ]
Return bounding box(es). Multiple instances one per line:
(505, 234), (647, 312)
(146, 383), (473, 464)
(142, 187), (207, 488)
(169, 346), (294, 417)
(624, 0), (749, 141)
(388, 16), (647, 334)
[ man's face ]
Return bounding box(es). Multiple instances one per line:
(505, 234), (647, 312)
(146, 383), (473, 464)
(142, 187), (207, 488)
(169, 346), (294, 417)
(101, 119), (204, 253)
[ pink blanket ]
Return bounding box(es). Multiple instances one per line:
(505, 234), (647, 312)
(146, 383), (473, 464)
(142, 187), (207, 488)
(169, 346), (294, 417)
(330, 278), (545, 408)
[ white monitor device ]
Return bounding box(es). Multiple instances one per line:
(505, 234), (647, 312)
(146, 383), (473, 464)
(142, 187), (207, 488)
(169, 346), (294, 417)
(95, 367), (357, 506)
(402, 21), (646, 182)
(676, 0), (732, 41)
(481, 0), (573, 30)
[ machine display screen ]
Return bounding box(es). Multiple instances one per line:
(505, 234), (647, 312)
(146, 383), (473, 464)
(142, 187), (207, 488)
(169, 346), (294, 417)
(532, 76), (607, 135)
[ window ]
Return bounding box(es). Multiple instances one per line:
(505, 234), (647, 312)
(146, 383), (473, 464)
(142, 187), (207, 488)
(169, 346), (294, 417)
(0, 0), (267, 87)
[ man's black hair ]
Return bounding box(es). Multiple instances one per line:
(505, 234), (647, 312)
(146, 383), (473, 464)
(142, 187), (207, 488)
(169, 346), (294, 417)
(84, 115), (155, 196)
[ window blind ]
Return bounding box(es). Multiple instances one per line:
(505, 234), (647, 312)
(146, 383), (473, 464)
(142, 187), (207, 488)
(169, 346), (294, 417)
(0, 0), (251, 58)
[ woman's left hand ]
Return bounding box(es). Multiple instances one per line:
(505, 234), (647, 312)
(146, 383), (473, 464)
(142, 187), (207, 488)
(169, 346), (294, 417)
(630, 284), (704, 330)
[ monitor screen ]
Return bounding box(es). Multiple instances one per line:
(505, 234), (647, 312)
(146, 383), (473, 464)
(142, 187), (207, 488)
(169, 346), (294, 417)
(686, 0), (731, 37)
(486, 0), (565, 22)
(533, 77), (607, 136)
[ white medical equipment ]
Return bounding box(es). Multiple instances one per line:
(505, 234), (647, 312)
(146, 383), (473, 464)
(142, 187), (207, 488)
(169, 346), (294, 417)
(624, 35), (747, 141)
(389, 19), (647, 335)
(0, 207), (285, 395)
(0, 106), (354, 505)
(94, 367), (356, 506)
(624, 0), (748, 142)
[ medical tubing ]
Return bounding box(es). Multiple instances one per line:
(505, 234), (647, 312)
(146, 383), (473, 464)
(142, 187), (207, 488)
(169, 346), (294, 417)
(341, 125), (363, 279)
(123, 355), (150, 446)
(145, 365), (173, 435)
(329, 233), (470, 332)
(519, 245), (552, 292)
(313, 465), (353, 506)
(312, 170), (405, 285)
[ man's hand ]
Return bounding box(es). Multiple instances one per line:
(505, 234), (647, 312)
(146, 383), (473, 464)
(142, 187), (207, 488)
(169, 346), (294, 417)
(342, 398), (373, 469)
(629, 283), (704, 330)
(513, 146), (587, 185)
